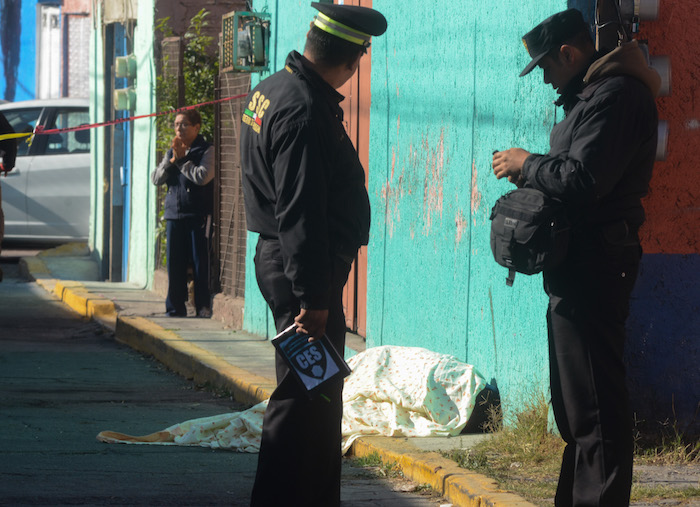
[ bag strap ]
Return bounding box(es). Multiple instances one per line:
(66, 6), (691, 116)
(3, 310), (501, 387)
(506, 268), (516, 287)
(503, 227), (516, 286)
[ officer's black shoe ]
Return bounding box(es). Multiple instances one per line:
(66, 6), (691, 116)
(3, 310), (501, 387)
(197, 307), (212, 319)
(166, 309), (187, 317)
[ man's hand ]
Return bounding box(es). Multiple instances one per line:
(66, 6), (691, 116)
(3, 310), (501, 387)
(493, 148), (530, 186)
(294, 308), (329, 342)
(0, 162), (11, 177)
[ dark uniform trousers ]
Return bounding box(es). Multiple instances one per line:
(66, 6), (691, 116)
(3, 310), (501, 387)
(544, 232), (641, 507)
(251, 237), (352, 507)
(165, 216), (210, 315)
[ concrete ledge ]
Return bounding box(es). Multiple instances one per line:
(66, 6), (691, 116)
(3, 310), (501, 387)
(115, 316), (275, 405)
(152, 268), (168, 299)
(350, 437), (536, 507)
(212, 293), (244, 329)
(153, 269), (245, 330)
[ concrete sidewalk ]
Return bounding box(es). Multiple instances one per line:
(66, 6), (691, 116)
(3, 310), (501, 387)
(20, 244), (535, 507)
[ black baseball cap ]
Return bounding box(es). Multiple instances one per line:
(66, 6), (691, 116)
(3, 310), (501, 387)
(519, 8), (589, 77)
(311, 2), (387, 48)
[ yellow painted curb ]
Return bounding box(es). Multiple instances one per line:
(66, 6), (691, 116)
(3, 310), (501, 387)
(116, 316), (275, 405)
(19, 256), (52, 278)
(55, 281), (87, 315)
(350, 437), (536, 507)
(88, 299), (118, 328)
(22, 254), (533, 507)
(51, 282), (118, 329)
(37, 242), (89, 257)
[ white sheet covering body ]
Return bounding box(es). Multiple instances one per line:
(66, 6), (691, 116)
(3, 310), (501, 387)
(97, 346), (488, 454)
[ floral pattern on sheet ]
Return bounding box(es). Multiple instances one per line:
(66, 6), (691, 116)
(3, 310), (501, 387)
(340, 346), (486, 452)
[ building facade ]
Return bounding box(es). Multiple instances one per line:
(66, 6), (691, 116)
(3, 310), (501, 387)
(240, 0), (698, 429)
(85, 0), (697, 429)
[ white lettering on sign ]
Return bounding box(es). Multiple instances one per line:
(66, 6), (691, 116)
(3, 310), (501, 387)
(295, 345), (323, 369)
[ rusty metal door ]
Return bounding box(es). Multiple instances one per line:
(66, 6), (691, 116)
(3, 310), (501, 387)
(337, 0), (372, 337)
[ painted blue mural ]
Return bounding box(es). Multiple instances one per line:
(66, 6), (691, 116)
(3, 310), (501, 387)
(0, 0), (36, 101)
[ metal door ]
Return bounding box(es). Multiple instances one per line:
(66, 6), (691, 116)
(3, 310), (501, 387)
(25, 107), (91, 240)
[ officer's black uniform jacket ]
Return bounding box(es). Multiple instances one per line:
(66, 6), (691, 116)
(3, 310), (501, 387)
(241, 51), (371, 310)
(151, 135), (213, 219)
(521, 41), (660, 240)
(0, 112), (17, 170)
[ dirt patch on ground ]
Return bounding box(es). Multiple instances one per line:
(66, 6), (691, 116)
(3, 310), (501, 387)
(635, 464), (700, 490)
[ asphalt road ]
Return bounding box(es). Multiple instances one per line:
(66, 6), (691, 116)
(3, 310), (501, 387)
(0, 257), (448, 506)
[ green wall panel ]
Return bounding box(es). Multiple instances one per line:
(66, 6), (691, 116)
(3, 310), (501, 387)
(89, 5), (106, 262)
(127, 2), (158, 287)
(367, 0), (570, 418)
(90, 1), (158, 287)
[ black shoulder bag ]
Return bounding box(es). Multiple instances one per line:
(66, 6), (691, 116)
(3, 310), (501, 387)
(489, 188), (570, 286)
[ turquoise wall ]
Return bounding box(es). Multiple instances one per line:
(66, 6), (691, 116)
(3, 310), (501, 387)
(89, 3), (106, 258)
(366, 1), (568, 416)
(241, 0), (571, 419)
(128, 2), (158, 287)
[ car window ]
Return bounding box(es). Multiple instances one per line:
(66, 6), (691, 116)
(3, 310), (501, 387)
(42, 109), (90, 155)
(1, 108), (42, 157)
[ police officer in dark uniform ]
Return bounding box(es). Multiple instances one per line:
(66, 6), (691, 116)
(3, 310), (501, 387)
(240, 3), (387, 506)
(0, 111), (18, 282)
(492, 9), (660, 506)
(151, 109), (214, 318)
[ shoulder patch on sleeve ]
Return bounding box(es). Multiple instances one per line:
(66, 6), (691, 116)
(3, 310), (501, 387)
(243, 90), (272, 134)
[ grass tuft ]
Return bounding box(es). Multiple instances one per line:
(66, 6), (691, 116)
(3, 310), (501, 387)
(442, 393), (700, 506)
(633, 402), (700, 465)
(351, 452), (404, 479)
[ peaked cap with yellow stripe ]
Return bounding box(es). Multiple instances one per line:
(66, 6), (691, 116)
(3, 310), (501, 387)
(311, 2), (387, 48)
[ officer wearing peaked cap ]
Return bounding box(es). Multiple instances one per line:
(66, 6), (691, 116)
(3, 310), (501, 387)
(493, 8), (660, 506)
(240, 3), (386, 506)
(311, 2), (387, 45)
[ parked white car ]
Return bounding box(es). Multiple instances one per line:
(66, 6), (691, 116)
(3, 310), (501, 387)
(0, 98), (90, 244)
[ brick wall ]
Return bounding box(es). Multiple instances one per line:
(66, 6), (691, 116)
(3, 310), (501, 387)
(214, 73), (250, 299)
(154, 37), (183, 270)
(65, 15), (90, 97)
(61, 0), (91, 98)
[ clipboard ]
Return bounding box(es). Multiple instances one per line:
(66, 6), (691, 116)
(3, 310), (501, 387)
(271, 324), (352, 399)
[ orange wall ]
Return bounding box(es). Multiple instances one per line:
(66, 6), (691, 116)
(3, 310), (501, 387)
(638, 2), (700, 254)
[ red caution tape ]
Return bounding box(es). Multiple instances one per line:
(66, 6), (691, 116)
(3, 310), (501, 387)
(0, 93), (248, 142)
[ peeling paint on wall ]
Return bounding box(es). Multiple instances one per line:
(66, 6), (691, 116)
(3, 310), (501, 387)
(422, 128), (445, 234)
(380, 164), (403, 239)
(470, 158), (482, 226)
(455, 208), (467, 245)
